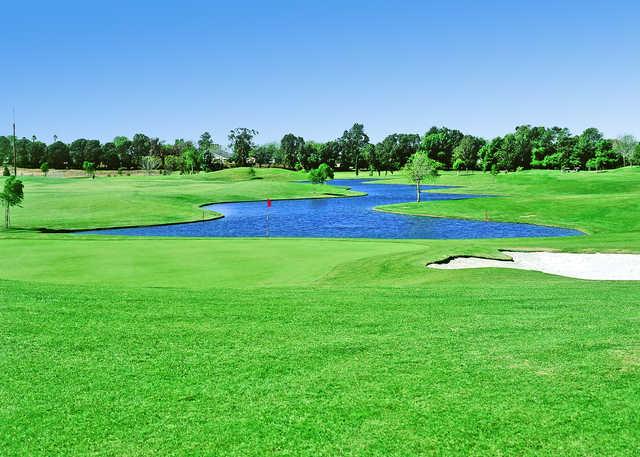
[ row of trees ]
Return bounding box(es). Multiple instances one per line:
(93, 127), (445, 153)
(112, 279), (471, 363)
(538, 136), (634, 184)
(0, 132), (227, 173)
(3, 125), (640, 174)
(243, 125), (640, 174)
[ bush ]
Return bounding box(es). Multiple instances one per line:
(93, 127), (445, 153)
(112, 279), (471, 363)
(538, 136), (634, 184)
(317, 163), (334, 180)
(308, 163), (334, 184)
(2, 166), (9, 177)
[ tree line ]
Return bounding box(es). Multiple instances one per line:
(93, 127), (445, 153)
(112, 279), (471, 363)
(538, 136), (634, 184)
(2, 125), (639, 175)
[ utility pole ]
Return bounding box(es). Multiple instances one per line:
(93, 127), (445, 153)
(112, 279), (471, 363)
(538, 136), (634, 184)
(12, 108), (17, 176)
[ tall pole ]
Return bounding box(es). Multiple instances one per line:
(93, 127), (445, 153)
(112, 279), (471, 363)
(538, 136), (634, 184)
(12, 108), (17, 176)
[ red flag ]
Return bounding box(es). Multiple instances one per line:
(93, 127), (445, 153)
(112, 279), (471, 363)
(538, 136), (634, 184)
(267, 199), (272, 208)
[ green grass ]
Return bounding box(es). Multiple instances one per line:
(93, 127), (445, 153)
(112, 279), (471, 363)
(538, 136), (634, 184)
(2, 278), (639, 455)
(369, 167), (640, 235)
(3, 167), (359, 231)
(1, 167), (640, 455)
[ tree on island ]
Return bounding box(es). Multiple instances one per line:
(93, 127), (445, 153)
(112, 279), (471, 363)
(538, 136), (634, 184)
(404, 152), (441, 202)
(1, 176), (24, 228)
(309, 163), (334, 184)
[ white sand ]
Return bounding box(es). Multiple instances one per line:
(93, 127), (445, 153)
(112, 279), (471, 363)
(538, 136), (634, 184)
(428, 251), (640, 280)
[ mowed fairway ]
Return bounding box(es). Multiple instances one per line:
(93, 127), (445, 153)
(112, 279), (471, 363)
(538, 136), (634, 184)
(1, 168), (640, 455)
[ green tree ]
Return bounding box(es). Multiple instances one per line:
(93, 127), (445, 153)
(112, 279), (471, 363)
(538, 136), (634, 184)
(114, 136), (133, 169)
(40, 162), (49, 176)
(571, 128), (603, 168)
(252, 143), (278, 167)
(3, 165), (10, 176)
(228, 128), (257, 167)
(633, 143), (640, 166)
(419, 127), (464, 169)
(404, 152), (441, 202)
(1, 176), (24, 228)
(101, 142), (120, 169)
(140, 156), (161, 175)
(46, 141), (70, 169)
(131, 133), (151, 167)
(164, 155), (183, 174)
(308, 164), (334, 184)
(30, 139), (48, 168)
(181, 146), (200, 174)
(338, 123), (369, 175)
(83, 161), (96, 178)
(280, 133), (305, 169)
(318, 163), (334, 180)
(452, 135), (484, 171)
(613, 134), (638, 167)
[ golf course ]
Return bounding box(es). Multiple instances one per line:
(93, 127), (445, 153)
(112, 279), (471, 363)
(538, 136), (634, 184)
(1, 167), (639, 455)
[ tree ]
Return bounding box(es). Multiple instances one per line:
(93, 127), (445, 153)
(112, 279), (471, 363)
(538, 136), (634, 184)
(452, 158), (464, 175)
(30, 140), (48, 168)
(1, 176), (24, 228)
(404, 152), (441, 202)
(3, 165), (10, 176)
(46, 141), (70, 169)
(318, 163), (334, 180)
(338, 123), (369, 175)
(114, 136), (133, 169)
(363, 143), (382, 175)
(101, 142), (120, 169)
(40, 162), (49, 176)
(452, 135), (484, 171)
(613, 134), (638, 167)
(634, 143), (640, 166)
(252, 143), (278, 167)
(181, 146), (200, 174)
(69, 139), (88, 168)
(571, 128), (603, 168)
(308, 163), (334, 184)
(164, 155), (183, 174)
(376, 133), (420, 175)
(198, 132), (213, 156)
(228, 128), (258, 167)
(280, 133), (305, 169)
(83, 161), (96, 178)
(131, 133), (151, 167)
(140, 156), (161, 175)
(419, 127), (464, 169)
(586, 140), (618, 171)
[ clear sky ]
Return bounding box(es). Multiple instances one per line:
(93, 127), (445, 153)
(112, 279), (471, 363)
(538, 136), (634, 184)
(2, 0), (638, 145)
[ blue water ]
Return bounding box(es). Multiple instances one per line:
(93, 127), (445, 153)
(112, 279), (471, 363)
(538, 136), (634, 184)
(79, 179), (583, 239)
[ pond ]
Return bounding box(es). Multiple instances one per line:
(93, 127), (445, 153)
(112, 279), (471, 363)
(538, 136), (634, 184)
(79, 179), (583, 239)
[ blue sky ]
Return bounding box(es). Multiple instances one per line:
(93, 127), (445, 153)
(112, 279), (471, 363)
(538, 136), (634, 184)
(1, 0), (638, 145)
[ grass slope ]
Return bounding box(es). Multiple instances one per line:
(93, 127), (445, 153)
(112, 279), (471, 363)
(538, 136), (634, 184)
(2, 279), (639, 456)
(1, 167), (640, 455)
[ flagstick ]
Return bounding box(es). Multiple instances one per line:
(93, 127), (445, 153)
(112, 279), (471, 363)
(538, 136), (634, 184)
(266, 198), (270, 238)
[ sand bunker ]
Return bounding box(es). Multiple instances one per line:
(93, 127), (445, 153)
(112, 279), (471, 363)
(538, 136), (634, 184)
(428, 251), (640, 280)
